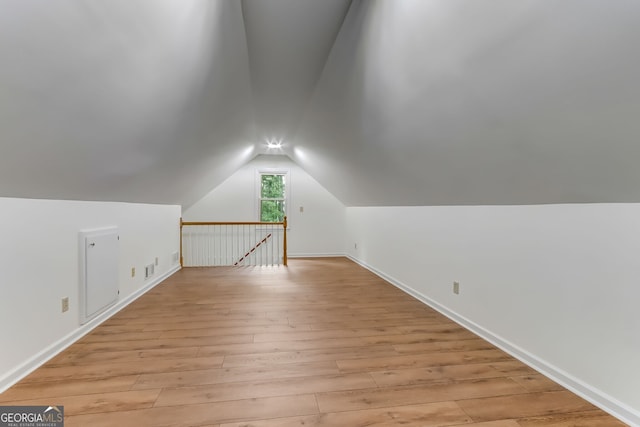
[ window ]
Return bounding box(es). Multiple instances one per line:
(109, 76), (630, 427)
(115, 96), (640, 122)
(259, 172), (287, 222)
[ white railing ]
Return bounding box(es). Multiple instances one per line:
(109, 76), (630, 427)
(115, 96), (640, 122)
(180, 218), (287, 267)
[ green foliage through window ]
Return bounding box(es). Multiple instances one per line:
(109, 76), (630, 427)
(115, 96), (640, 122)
(260, 174), (286, 222)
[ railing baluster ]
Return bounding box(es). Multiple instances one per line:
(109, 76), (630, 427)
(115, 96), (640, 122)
(180, 219), (287, 267)
(208, 225), (212, 266)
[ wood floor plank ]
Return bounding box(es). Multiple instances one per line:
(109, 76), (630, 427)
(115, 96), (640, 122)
(336, 348), (513, 372)
(131, 361), (341, 390)
(316, 377), (528, 413)
(360, 330), (482, 345)
(70, 334), (254, 353)
(269, 307), (390, 322)
(1, 389), (161, 415)
(509, 374), (565, 393)
(154, 373), (376, 407)
(47, 346), (201, 367)
(158, 323), (312, 339)
(197, 337), (374, 357)
(66, 394), (318, 427)
(0, 375), (140, 402)
(369, 363), (509, 387)
(252, 327), (403, 343)
(489, 360), (539, 376)
(516, 410), (628, 426)
(470, 422), (521, 427)
(20, 356), (224, 383)
(392, 337), (495, 354)
(221, 345), (399, 368)
(141, 317), (290, 332)
(457, 390), (597, 422)
(301, 319), (414, 331)
(286, 312), (426, 328)
(219, 401), (471, 427)
(77, 330), (164, 344)
(0, 258), (625, 426)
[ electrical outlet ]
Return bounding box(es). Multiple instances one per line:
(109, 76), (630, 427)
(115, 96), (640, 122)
(61, 297), (69, 313)
(155, 257), (159, 266)
(131, 267), (136, 277)
(172, 251), (179, 264)
(354, 243), (358, 250)
(145, 264), (154, 279)
(453, 281), (460, 295)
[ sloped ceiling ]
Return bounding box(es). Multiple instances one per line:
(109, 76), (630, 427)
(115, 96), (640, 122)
(1, 0), (640, 207)
(0, 0), (257, 207)
(291, 0), (640, 205)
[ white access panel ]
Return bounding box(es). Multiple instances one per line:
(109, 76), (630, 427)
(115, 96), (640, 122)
(79, 227), (119, 324)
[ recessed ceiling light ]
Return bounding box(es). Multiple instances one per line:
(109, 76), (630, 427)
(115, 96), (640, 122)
(266, 139), (283, 149)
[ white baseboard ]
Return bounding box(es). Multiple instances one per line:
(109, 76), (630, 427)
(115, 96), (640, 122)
(346, 255), (640, 427)
(288, 252), (346, 258)
(0, 265), (181, 393)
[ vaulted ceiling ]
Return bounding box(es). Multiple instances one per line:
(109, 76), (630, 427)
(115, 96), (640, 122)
(1, 0), (639, 207)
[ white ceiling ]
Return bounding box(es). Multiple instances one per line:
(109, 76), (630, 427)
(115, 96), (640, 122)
(242, 0), (351, 145)
(1, 0), (639, 207)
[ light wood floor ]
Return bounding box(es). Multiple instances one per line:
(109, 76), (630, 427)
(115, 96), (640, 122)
(0, 257), (626, 426)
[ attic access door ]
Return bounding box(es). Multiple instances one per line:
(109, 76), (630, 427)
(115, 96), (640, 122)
(79, 227), (119, 324)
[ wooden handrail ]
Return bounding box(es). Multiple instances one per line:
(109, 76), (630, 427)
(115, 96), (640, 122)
(182, 221), (285, 226)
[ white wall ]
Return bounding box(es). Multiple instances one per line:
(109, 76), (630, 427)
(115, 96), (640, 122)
(346, 204), (640, 426)
(0, 197), (181, 391)
(184, 155), (346, 257)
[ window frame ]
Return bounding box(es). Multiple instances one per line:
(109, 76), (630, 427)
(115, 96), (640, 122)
(256, 169), (290, 224)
